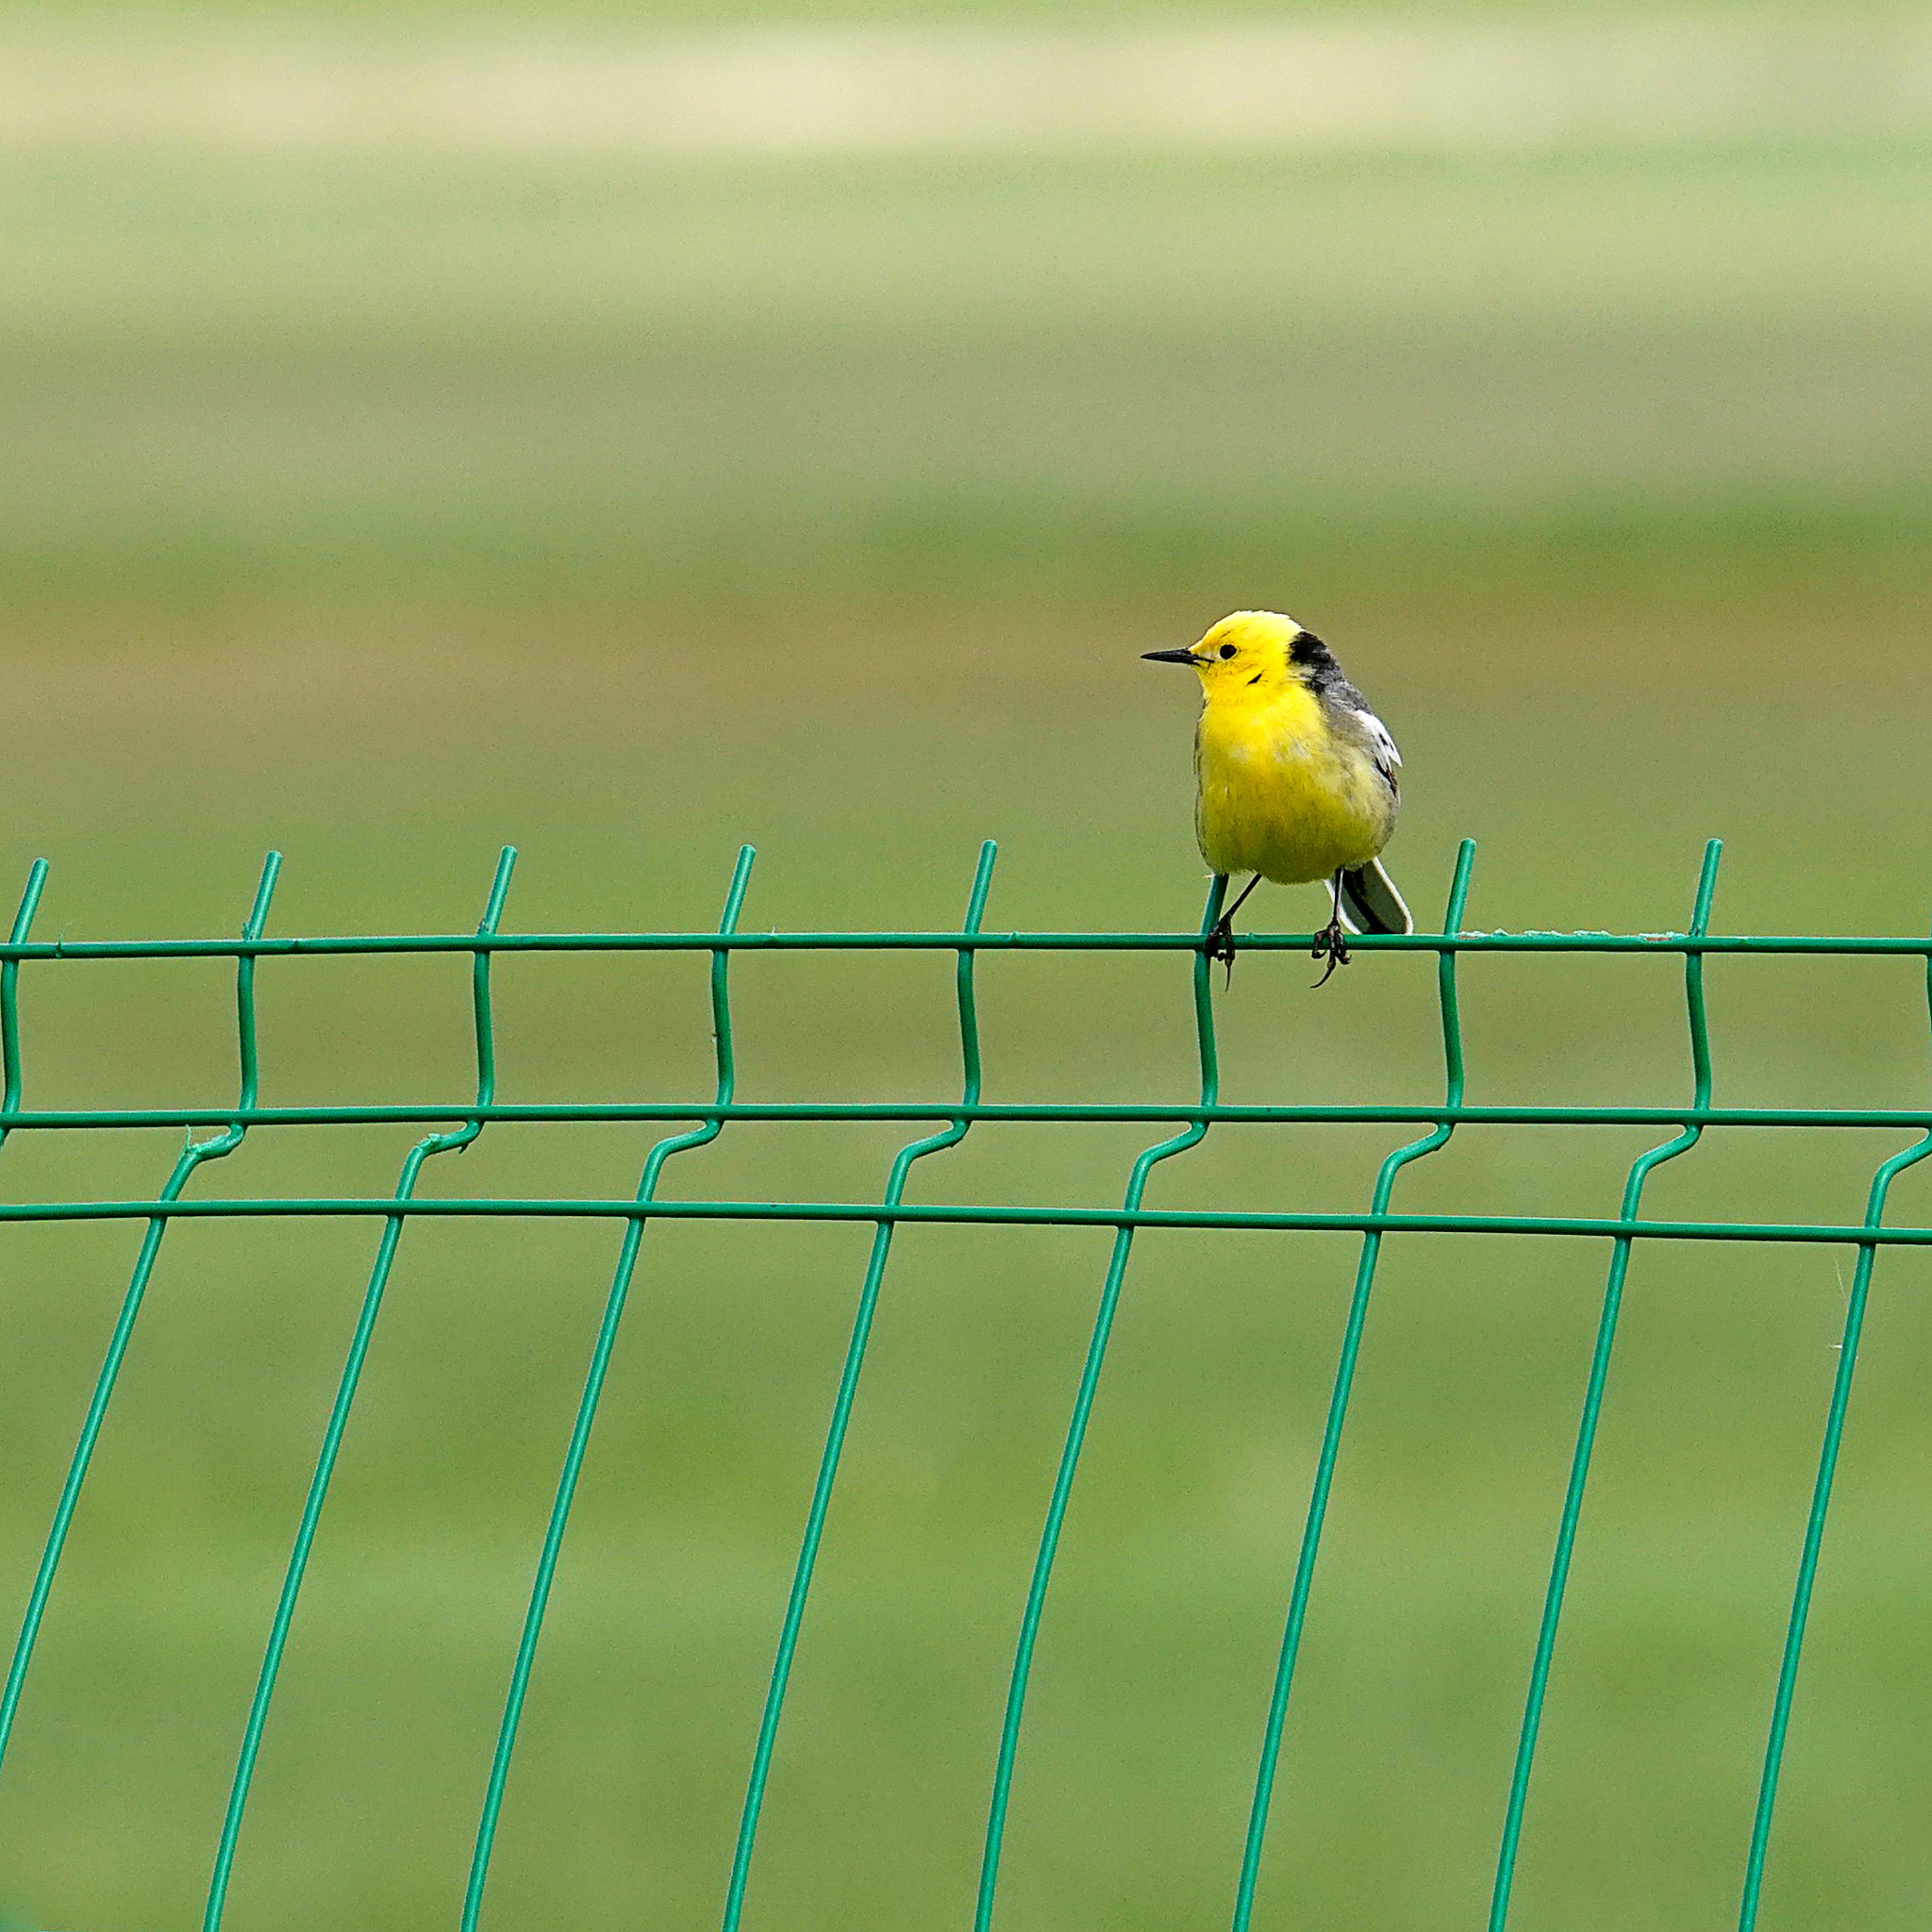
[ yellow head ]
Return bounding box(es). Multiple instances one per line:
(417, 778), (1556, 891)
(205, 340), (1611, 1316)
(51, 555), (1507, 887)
(1141, 609), (1318, 696)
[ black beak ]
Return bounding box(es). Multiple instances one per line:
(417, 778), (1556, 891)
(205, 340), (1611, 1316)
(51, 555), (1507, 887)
(1141, 648), (1202, 664)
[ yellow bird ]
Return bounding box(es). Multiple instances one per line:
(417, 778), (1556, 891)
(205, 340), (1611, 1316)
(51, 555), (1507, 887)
(1143, 609), (1411, 983)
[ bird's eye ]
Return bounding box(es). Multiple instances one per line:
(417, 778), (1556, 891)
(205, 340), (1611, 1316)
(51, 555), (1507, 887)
(1218, 643), (1236, 658)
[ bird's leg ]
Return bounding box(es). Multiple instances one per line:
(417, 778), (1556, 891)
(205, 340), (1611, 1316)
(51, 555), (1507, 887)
(1205, 874), (1262, 982)
(1311, 870), (1352, 988)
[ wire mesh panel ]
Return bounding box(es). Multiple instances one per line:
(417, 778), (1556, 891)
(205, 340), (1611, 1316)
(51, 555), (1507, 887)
(0, 837), (1927, 1931)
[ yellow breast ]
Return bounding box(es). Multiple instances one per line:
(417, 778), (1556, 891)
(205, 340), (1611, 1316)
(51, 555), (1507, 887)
(1193, 682), (1391, 885)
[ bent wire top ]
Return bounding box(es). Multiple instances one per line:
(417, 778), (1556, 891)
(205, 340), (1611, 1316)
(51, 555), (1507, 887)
(0, 835), (1925, 1932)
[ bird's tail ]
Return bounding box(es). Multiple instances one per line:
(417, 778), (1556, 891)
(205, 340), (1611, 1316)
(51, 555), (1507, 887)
(1338, 858), (1412, 936)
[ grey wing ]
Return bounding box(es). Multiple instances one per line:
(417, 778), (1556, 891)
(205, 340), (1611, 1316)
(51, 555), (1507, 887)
(1358, 707), (1401, 800)
(1326, 677), (1402, 801)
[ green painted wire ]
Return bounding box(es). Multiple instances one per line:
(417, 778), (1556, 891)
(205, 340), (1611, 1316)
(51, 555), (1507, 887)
(1230, 837), (1477, 1932)
(1488, 838), (1724, 1931)
(973, 870), (1229, 1932)
(0, 1099), (1865, 1128)
(1735, 930), (1932, 1929)
(202, 846), (516, 1932)
(6, 1197), (1932, 1247)
(18, 1099), (1932, 1134)
(8, 929), (1932, 962)
(0, 852), (281, 1787)
(722, 841), (999, 1931)
(0, 860), (49, 1146)
(459, 844), (757, 1932)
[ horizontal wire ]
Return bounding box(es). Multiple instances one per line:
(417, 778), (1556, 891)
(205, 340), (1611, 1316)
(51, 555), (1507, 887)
(6, 1102), (1932, 1131)
(3, 1198), (1932, 1244)
(7, 930), (1932, 961)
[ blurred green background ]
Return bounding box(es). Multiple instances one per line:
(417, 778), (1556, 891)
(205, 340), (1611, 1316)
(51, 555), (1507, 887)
(4, 2), (1932, 1928)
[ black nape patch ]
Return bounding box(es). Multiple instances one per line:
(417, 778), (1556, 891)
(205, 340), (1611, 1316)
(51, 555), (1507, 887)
(1289, 628), (1336, 667)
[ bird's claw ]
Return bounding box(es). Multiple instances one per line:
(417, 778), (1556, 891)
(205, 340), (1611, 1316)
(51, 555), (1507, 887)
(1204, 918), (1237, 987)
(1310, 921), (1351, 989)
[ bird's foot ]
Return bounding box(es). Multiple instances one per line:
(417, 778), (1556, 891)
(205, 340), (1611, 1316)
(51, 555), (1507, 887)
(1310, 920), (1352, 988)
(1204, 916), (1238, 987)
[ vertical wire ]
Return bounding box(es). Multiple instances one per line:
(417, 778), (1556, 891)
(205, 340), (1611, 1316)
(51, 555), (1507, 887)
(202, 846), (517, 1932)
(1734, 930), (1932, 1929)
(0, 853), (282, 1786)
(459, 844), (756, 1932)
(973, 870), (1229, 1932)
(1230, 838), (1477, 1932)
(0, 859), (50, 1151)
(1487, 838), (1724, 1931)
(722, 841), (998, 1931)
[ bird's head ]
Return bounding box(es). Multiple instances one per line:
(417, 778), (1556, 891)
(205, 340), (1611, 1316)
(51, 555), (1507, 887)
(1142, 609), (1324, 693)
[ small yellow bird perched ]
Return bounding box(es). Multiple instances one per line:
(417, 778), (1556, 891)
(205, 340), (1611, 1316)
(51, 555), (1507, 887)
(1143, 609), (1411, 984)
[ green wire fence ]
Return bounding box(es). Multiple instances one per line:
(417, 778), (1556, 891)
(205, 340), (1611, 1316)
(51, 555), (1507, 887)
(1, 834), (1927, 1929)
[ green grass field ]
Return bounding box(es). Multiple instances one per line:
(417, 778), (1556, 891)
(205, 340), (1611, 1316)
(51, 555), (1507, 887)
(3, 42), (1932, 1931)
(0, 0), (1871, 24)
